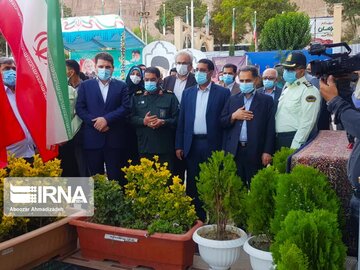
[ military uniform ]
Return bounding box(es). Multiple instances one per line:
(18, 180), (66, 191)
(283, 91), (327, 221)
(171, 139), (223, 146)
(275, 76), (320, 149)
(130, 89), (179, 170)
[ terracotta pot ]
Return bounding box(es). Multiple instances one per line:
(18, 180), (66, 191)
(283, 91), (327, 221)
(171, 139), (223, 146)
(0, 216), (77, 270)
(70, 218), (203, 270)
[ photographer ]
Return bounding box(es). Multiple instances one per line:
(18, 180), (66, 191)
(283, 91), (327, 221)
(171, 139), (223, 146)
(320, 75), (360, 217)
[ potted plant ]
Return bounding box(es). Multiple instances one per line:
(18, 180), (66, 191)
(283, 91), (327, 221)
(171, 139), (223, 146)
(192, 151), (248, 270)
(243, 166), (279, 270)
(271, 209), (346, 269)
(0, 155), (77, 270)
(70, 156), (202, 270)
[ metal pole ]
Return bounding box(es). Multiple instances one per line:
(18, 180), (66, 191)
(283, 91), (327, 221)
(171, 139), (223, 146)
(191, 0), (194, 49)
(5, 41), (9, 57)
(163, 4), (166, 35)
(232, 8), (235, 41)
(61, 0), (64, 18)
(101, 0), (104, 15)
(119, 0), (122, 17)
(186, 6), (189, 25)
(206, 7), (210, 36)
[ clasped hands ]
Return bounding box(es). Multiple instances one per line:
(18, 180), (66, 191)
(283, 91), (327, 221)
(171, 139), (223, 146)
(143, 111), (165, 129)
(92, 117), (109, 132)
(231, 106), (254, 122)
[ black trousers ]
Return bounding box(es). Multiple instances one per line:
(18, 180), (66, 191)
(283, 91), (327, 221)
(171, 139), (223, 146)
(235, 144), (263, 189)
(185, 136), (211, 222)
(275, 131), (296, 151)
(85, 147), (129, 187)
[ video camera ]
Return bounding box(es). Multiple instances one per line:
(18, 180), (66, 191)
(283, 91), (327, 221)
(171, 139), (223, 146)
(308, 42), (360, 78)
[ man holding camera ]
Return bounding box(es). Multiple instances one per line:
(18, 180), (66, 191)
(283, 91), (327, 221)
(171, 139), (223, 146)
(275, 51), (321, 149)
(320, 75), (360, 218)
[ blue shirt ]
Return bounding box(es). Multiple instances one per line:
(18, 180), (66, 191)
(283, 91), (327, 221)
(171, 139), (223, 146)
(239, 93), (255, 142)
(193, 83), (211, 135)
(264, 89), (275, 100)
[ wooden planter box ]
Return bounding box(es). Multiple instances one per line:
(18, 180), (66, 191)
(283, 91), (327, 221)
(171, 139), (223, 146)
(70, 218), (203, 270)
(0, 216), (77, 270)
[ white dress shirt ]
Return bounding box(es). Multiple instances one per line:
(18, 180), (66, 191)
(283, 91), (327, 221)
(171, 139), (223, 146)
(173, 76), (188, 103)
(193, 83), (211, 135)
(5, 86), (35, 158)
(97, 78), (110, 102)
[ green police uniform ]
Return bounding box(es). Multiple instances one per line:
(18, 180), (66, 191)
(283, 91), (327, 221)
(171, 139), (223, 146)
(275, 76), (320, 149)
(130, 89), (179, 169)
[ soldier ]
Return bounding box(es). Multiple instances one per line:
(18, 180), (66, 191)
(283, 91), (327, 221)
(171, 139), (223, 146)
(130, 67), (179, 171)
(275, 51), (321, 149)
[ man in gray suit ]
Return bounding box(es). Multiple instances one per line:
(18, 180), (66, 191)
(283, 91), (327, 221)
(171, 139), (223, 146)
(258, 68), (282, 109)
(222, 63), (241, 95)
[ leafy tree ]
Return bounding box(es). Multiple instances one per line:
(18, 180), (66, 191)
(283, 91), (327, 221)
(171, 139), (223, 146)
(212, 0), (297, 44)
(210, 0), (231, 48)
(0, 33), (6, 56)
(132, 27), (158, 44)
(323, 0), (360, 43)
(62, 3), (72, 18)
(260, 12), (311, 51)
(155, 0), (207, 33)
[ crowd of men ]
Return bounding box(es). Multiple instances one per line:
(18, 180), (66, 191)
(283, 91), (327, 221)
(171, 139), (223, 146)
(0, 50), (341, 220)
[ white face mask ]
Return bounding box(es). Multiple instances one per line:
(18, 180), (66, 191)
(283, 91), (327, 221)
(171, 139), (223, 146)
(176, 64), (189, 76)
(130, 75), (141, 85)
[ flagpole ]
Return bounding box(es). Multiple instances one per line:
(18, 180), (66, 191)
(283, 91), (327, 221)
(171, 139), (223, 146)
(206, 7), (210, 36)
(61, 0), (64, 18)
(101, 0), (104, 15)
(254, 11), (258, 52)
(191, 0), (194, 49)
(232, 8), (235, 42)
(119, 0), (122, 17)
(5, 42), (9, 57)
(163, 4), (166, 35)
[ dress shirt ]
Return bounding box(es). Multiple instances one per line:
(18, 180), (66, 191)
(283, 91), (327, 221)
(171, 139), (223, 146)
(193, 83), (212, 135)
(264, 88), (275, 100)
(174, 75), (188, 102)
(225, 81), (235, 92)
(97, 78), (111, 102)
(5, 86), (35, 158)
(239, 93), (255, 142)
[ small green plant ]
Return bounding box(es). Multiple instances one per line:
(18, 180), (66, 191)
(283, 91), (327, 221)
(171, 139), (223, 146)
(122, 156), (197, 234)
(91, 174), (133, 226)
(196, 151), (247, 240)
(272, 147), (295, 173)
(245, 166), (279, 250)
(271, 209), (346, 270)
(271, 165), (341, 235)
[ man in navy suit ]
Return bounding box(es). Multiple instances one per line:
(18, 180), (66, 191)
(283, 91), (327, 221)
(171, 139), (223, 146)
(221, 66), (275, 188)
(76, 52), (131, 185)
(176, 58), (230, 221)
(257, 68), (282, 110)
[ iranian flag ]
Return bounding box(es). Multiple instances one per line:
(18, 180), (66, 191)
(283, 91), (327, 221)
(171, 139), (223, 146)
(0, 0), (73, 161)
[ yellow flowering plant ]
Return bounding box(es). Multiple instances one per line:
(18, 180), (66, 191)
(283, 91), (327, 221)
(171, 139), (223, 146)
(122, 156), (197, 234)
(0, 155), (62, 242)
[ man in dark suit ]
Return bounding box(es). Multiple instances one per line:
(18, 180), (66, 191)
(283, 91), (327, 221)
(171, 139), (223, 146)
(257, 68), (282, 110)
(163, 51), (197, 180)
(221, 66), (275, 188)
(76, 52), (131, 185)
(222, 63), (241, 95)
(176, 58), (230, 221)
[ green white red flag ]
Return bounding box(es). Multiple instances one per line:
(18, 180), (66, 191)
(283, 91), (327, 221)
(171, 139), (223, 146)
(0, 0), (73, 161)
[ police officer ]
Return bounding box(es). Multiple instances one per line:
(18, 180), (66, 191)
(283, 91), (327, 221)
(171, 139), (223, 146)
(130, 67), (179, 171)
(275, 51), (321, 149)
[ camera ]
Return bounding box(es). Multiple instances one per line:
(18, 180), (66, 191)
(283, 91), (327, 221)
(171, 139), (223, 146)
(308, 42), (360, 78)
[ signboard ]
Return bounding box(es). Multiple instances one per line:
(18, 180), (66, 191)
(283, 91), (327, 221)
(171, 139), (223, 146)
(310, 17), (333, 44)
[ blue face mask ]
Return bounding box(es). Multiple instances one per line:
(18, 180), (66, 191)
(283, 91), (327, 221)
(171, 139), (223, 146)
(97, 68), (111, 81)
(223, 74), (234, 85)
(3, 69), (16, 86)
(195, 71), (208, 85)
(240, 82), (254, 94)
(144, 81), (158, 92)
(263, 79), (275, 89)
(283, 69), (297, 84)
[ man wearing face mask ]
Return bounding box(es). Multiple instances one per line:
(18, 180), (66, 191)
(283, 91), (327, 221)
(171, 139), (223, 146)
(275, 51), (320, 150)
(221, 65), (275, 188)
(76, 52), (131, 185)
(222, 63), (240, 95)
(0, 57), (35, 162)
(258, 68), (282, 110)
(130, 67), (179, 171)
(176, 58), (230, 221)
(162, 51), (197, 103)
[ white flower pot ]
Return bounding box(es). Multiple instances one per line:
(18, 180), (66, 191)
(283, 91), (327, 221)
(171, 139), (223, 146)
(192, 224), (247, 270)
(243, 236), (274, 270)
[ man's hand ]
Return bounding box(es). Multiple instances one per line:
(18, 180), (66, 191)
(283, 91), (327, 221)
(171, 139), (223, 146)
(261, 153), (272, 166)
(100, 126), (110, 133)
(92, 117), (108, 132)
(231, 106), (254, 122)
(143, 111), (158, 126)
(320, 75), (339, 102)
(176, 149), (184, 160)
(149, 119), (165, 129)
